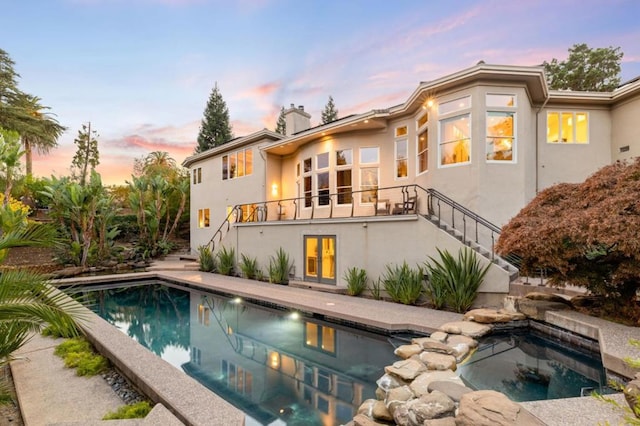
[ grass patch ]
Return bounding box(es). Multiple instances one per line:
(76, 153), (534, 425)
(103, 401), (153, 420)
(54, 337), (109, 376)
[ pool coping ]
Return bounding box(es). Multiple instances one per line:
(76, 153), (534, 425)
(54, 270), (639, 425)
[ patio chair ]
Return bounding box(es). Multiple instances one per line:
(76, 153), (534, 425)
(375, 198), (390, 215)
(392, 195), (417, 215)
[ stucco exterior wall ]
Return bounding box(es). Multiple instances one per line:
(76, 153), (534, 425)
(227, 216), (510, 295)
(611, 96), (640, 162)
(536, 105), (612, 191)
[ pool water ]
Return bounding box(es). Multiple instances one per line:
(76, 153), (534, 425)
(71, 281), (611, 425)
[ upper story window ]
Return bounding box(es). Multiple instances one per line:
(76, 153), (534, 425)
(198, 208), (210, 228)
(486, 94), (516, 107)
(303, 157), (312, 208)
(336, 149), (352, 205)
(486, 94), (516, 163)
(438, 96), (471, 115)
(486, 112), (515, 162)
(440, 115), (471, 166)
(222, 148), (253, 180)
(547, 112), (588, 144)
(192, 167), (202, 184)
(395, 126), (408, 179)
(316, 152), (330, 206)
(359, 146), (379, 164)
(416, 112), (428, 175)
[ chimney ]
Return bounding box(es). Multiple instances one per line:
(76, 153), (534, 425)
(284, 103), (311, 136)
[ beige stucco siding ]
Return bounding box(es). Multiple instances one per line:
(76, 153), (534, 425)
(611, 96), (640, 162)
(536, 106), (612, 191)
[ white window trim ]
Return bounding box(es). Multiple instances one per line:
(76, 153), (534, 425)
(335, 149), (353, 206)
(486, 93), (517, 108)
(486, 111), (517, 164)
(416, 111), (429, 176)
(394, 138), (409, 181)
(546, 111), (590, 144)
(359, 167), (379, 205)
(359, 146), (380, 165)
(438, 95), (472, 116)
(438, 113), (472, 168)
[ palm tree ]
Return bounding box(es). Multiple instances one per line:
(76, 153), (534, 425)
(0, 213), (83, 365)
(10, 93), (66, 177)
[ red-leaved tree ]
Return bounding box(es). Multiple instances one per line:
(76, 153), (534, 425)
(497, 159), (640, 316)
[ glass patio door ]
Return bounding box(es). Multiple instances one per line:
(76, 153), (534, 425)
(304, 235), (336, 284)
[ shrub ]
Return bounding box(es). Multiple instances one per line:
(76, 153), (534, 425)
(217, 246), (236, 276)
(103, 401), (153, 420)
(369, 278), (383, 300)
(425, 248), (491, 313)
(343, 267), (367, 296)
(239, 253), (259, 280)
(381, 262), (424, 305)
(54, 337), (109, 376)
(197, 245), (216, 272)
(268, 247), (293, 285)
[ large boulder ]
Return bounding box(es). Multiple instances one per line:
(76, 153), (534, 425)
(440, 321), (492, 338)
(353, 413), (389, 426)
(406, 390), (455, 423)
(455, 390), (543, 426)
(410, 370), (462, 397)
(419, 351), (457, 371)
(385, 359), (427, 381)
(428, 380), (473, 403)
(516, 298), (572, 321)
(624, 378), (640, 419)
(395, 344), (423, 359)
(372, 399), (393, 422)
(463, 308), (513, 324)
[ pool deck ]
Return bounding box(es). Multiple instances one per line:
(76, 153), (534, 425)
(9, 258), (639, 425)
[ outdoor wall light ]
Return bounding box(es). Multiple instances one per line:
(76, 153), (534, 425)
(271, 183), (278, 196)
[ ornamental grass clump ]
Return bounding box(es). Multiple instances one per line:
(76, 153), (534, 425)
(239, 253), (260, 280)
(217, 246), (236, 276)
(424, 247), (491, 313)
(343, 267), (367, 296)
(197, 245), (216, 272)
(103, 401), (153, 420)
(381, 262), (424, 305)
(268, 247), (293, 285)
(54, 337), (109, 376)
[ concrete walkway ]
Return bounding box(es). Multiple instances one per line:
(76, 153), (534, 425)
(8, 257), (639, 425)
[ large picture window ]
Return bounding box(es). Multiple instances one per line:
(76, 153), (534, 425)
(486, 112), (515, 162)
(395, 126), (408, 179)
(222, 148), (253, 180)
(439, 115), (470, 166)
(359, 147), (379, 203)
(547, 112), (588, 144)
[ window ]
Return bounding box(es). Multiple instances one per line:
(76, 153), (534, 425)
(394, 126), (408, 179)
(197, 304), (210, 325)
(336, 149), (352, 205)
(222, 361), (253, 396)
(316, 153), (329, 206)
(303, 157), (312, 208)
(395, 139), (408, 178)
(547, 112), (588, 144)
(198, 208), (210, 228)
(359, 147), (379, 203)
(359, 146), (379, 164)
(440, 115), (471, 166)
(438, 96), (471, 115)
(486, 112), (515, 162)
(193, 167), (202, 184)
(221, 148), (253, 180)
(416, 112), (428, 174)
(487, 94), (516, 107)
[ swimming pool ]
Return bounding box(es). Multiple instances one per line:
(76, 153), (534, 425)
(68, 280), (611, 425)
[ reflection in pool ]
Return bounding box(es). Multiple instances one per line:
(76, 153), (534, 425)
(71, 281), (611, 425)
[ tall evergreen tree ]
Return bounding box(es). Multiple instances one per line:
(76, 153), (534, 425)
(195, 83), (233, 153)
(275, 106), (286, 135)
(71, 123), (99, 186)
(321, 95), (339, 124)
(543, 44), (623, 92)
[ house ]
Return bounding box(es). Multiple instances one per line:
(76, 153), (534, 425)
(183, 63), (640, 304)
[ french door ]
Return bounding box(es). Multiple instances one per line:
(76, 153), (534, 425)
(304, 235), (336, 284)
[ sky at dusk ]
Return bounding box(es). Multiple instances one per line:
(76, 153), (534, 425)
(4, 0), (640, 185)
